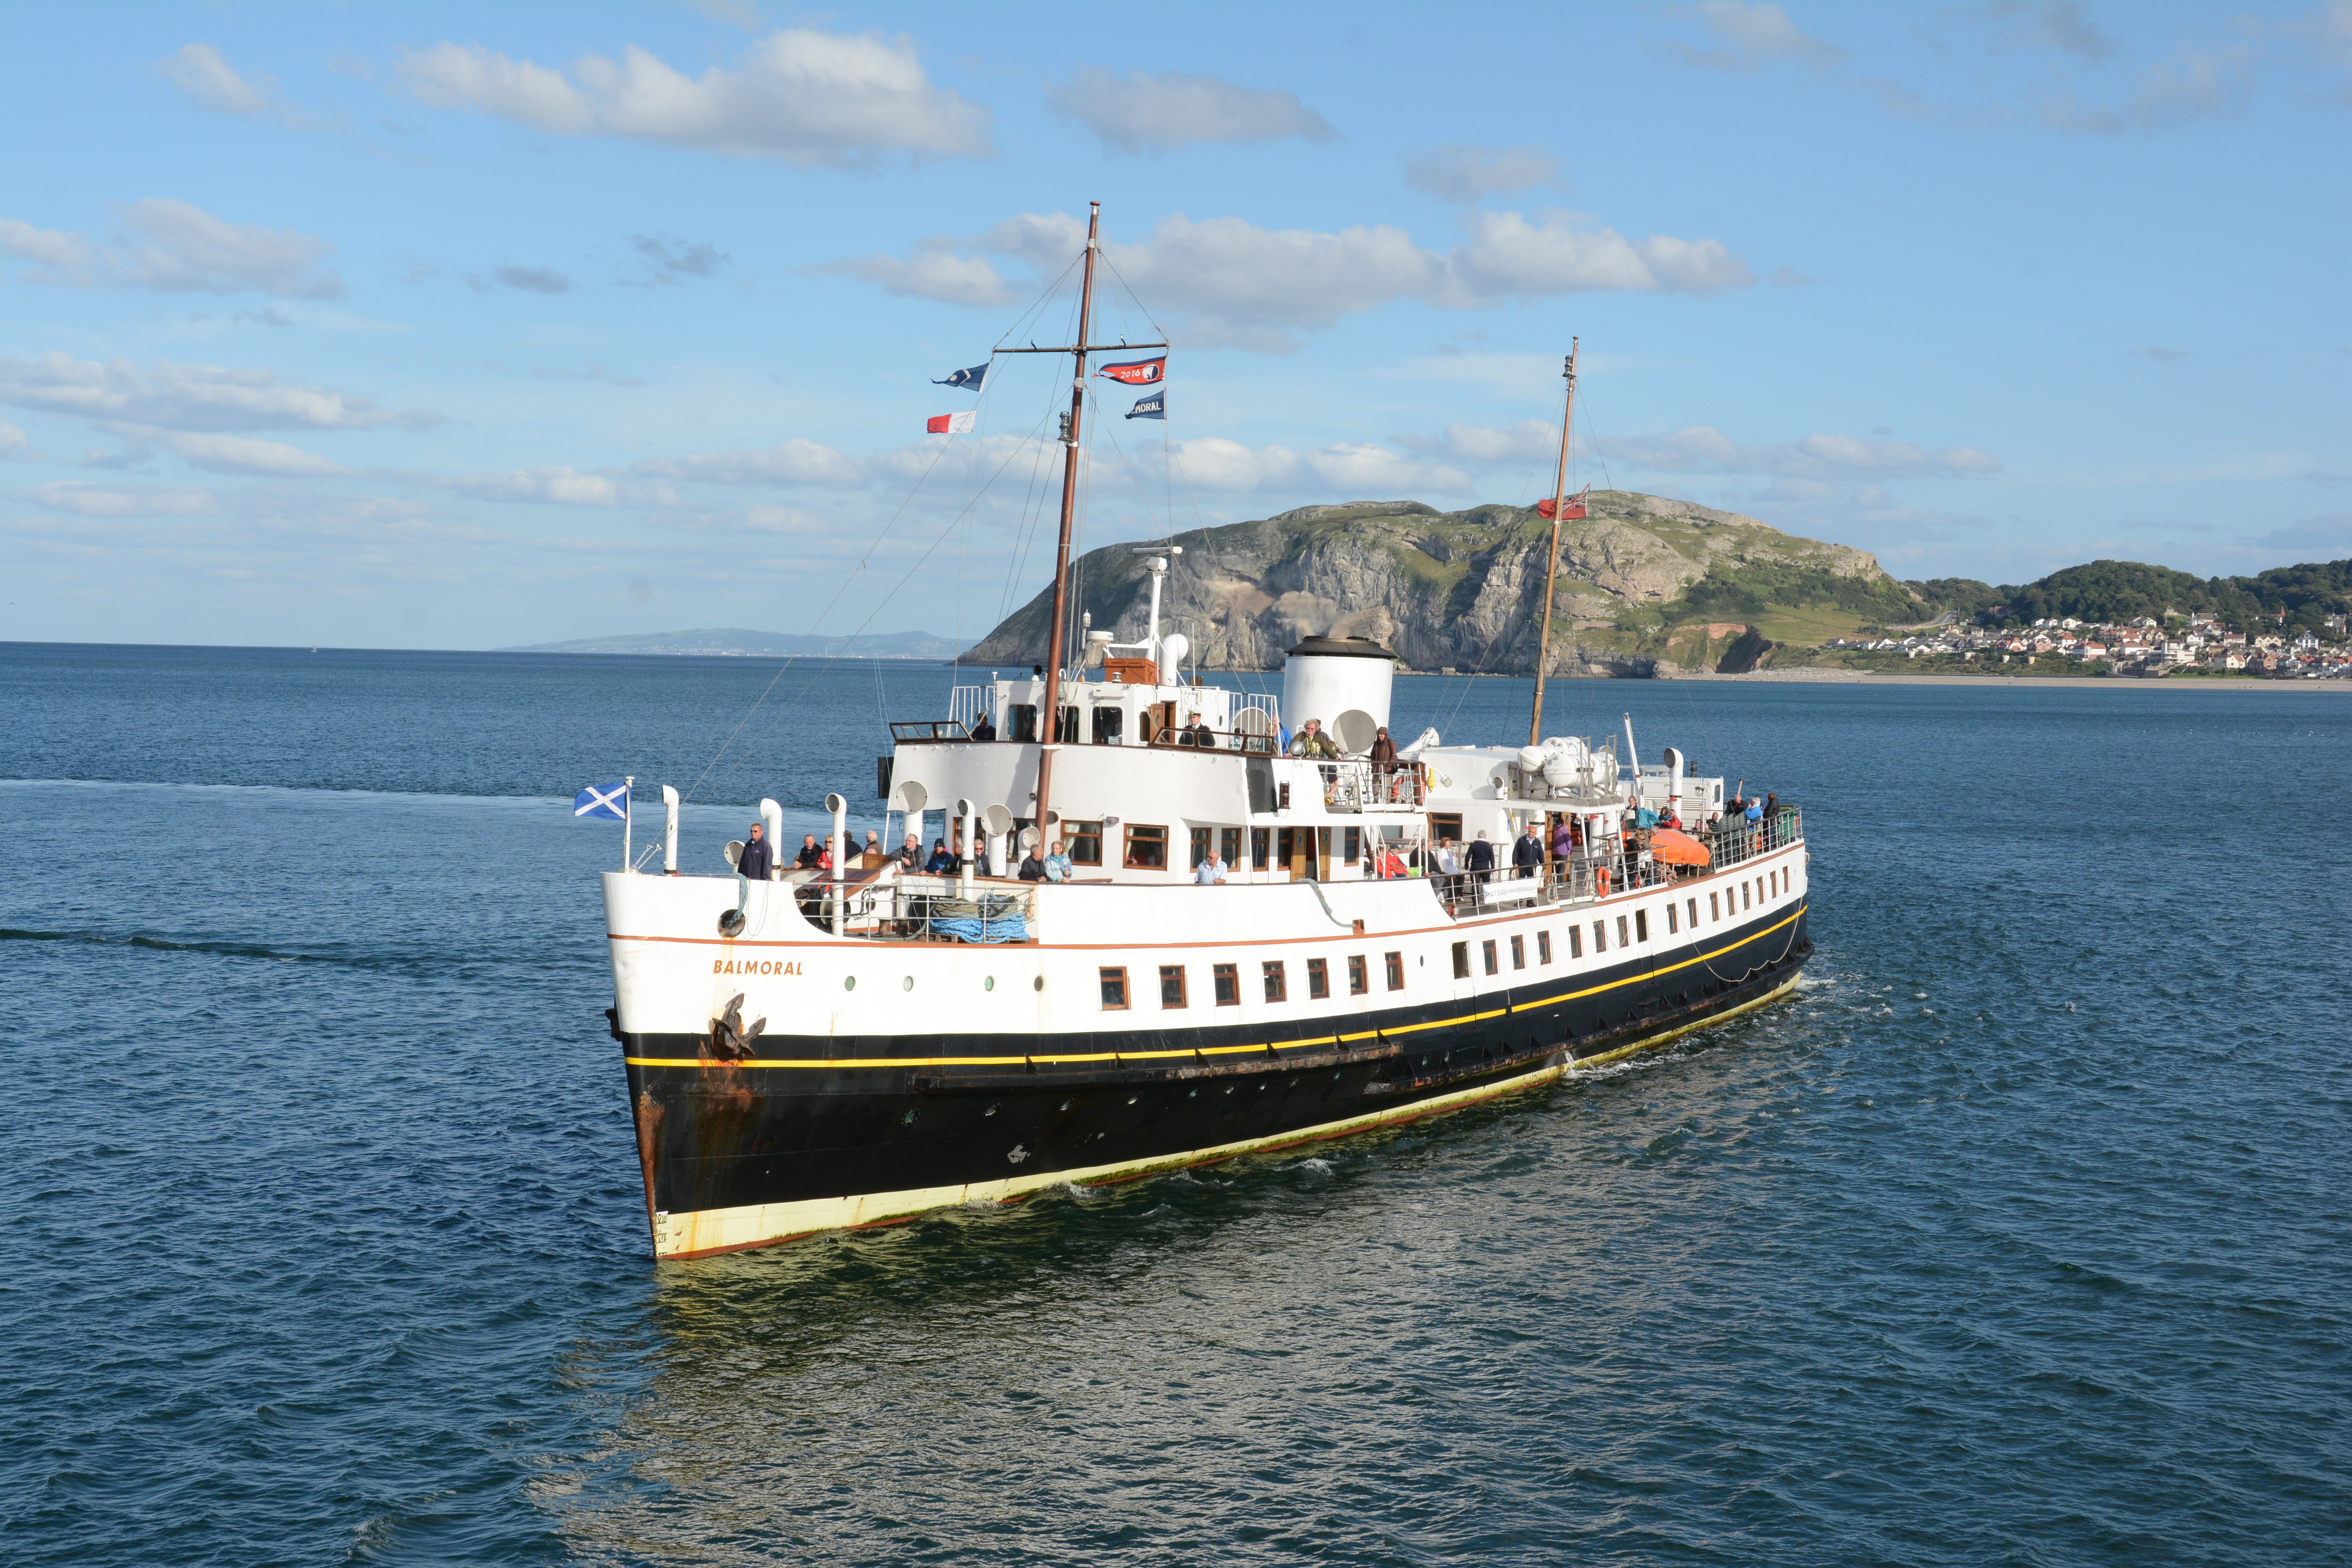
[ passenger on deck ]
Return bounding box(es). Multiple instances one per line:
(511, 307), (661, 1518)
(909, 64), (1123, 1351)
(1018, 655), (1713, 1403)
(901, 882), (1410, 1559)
(1466, 831), (1496, 884)
(794, 834), (822, 869)
(1044, 837), (1072, 882)
(1288, 718), (1339, 760)
(738, 822), (774, 881)
(925, 840), (956, 874)
(1375, 841), (1409, 879)
(1193, 850), (1228, 885)
(1553, 817), (1575, 860)
(968, 711), (997, 742)
(895, 833), (922, 869)
(1512, 823), (1546, 879)
(1185, 711), (1216, 747)
(1016, 845), (1047, 882)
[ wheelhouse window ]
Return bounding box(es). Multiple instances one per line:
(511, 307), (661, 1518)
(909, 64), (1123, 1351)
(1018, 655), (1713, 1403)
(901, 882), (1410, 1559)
(1511, 935), (1526, 969)
(1124, 824), (1168, 869)
(1099, 966), (1129, 1009)
(1091, 706), (1123, 745)
(1189, 827), (1211, 868)
(1263, 960), (1288, 1002)
(1385, 951), (1406, 990)
(1067, 822), (1103, 866)
(1008, 704), (1038, 742)
(1159, 965), (1187, 1008)
(1348, 955), (1369, 995)
(1213, 963), (1240, 1005)
(1307, 958), (1330, 999)
(1482, 939), (1499, 976)
(1537, 930), (1553, 965)
(1452, 941), (1472, 979)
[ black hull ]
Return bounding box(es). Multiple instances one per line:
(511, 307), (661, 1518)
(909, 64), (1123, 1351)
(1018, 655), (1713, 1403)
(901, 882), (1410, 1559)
(619, 903), (1812, 1257)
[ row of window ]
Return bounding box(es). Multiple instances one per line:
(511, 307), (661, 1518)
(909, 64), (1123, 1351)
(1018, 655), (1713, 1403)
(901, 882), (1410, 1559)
(1041, 822), (1367, 872)
(1094, 864), (1795, 1008)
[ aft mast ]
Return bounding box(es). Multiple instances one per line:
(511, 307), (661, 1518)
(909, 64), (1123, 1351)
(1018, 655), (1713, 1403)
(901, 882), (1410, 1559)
(1529, 339), (1579, 746)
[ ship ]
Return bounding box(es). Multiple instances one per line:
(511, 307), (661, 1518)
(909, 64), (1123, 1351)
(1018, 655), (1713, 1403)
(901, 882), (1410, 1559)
(599, 205), (1814, 1260)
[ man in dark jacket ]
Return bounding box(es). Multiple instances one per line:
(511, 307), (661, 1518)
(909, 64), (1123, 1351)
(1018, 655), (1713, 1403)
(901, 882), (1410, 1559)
(1016, 846), (1047, 881)
(738, 822), (774, 881)
(1466, 831), (1495, 882)
(794, 834), (823, 869)
(1511, 823), (1545, 878)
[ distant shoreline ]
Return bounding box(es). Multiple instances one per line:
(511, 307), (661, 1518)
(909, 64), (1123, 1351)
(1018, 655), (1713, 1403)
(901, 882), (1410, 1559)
(1677, 668), (2352, 690)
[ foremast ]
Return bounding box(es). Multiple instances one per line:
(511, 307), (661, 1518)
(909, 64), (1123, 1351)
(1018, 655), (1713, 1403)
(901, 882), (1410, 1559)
(1529, 339), (1579, 745)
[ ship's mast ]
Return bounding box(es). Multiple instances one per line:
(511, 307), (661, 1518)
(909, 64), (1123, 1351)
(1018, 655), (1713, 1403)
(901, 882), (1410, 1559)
(1030, 201), (1100, 845)
(1528, 338), (1579, 746)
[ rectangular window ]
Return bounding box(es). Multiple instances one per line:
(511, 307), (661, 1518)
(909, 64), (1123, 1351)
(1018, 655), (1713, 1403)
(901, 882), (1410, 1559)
(1568, 926), (1583, 958)
(1348, 955), (1368, 995)
(1617, 915), (1631, 947)
(1385, 951), (1406, 990)
(1742, 882), (1751, 911)
(1343, 827), (1361, 865)
(1430, 812), (1463, 844)
(1099, 966), (1129, 1010)
(1213, 963), (1240, 1005)
(1220, 827), (1241, 869)
(1452, 941), (1472, 979)
(1067, 822), (1103, 866)
(1666, 904), (1678, 935)
(1124, 824), (1169, 869)
(1159, 965), (1187, 1008)
(1710, 891), (1720, 921)
(1635, 909), (1649, 943)
(1250, 826), (1270, 872)
(1307, 958), (1330, 999)
(1008, 703), (1038, 742)
(1593, 920), (1607, 953)
(1263, 960), (1288, 1003)
(1091, 706), (1123, 744)
(1511, 935), (1526, 969)
(1688, 898), (1699, 929)
(1538, 930), (1553, 964)
(1276, 827), (1297, 868)
(1482, 939), (1499, 975)
(1190, 826), (1211, 868)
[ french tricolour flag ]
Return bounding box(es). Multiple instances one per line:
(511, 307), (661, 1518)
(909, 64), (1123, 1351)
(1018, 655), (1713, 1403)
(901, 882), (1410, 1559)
(926, 410), (976, 435)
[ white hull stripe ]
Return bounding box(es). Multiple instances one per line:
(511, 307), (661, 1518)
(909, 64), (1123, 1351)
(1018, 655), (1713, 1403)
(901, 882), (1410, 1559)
(626, 907), (1804, 1070)
(650, 975), (1801, 1259)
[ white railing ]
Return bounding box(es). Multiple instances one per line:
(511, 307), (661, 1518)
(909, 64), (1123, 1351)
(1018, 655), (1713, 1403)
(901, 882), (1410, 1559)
(947, 685), (991, 732)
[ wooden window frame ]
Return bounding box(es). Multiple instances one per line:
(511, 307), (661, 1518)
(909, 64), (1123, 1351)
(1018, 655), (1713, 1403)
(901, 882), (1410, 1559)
(1666, 904), (1678, 935)
(1568, 926), (1583, 959)
(1385, 951), (1406, 991)
(1189, 826), (1211, 868)
(1159, 964), (1187, 1009)
(1687, 897), (1698, 929)
(1617, 915), (1631, 947)
(1249, 826), (1270, 873)
(1066, 822), (1104, 866)
(1429, 812), (1463, 844)
(1212, 962), (1240, 1005)
(1635, 909), (1649, 943)
(1510, 934), (1526, 970)
(1482, 939), (1499, 976)
(1342, 826), (1361, 865)
(1710, 891), (1720, 921)
(1262, 960), (1288, 1003)
(1098, 966), (1129, 1010)
(1348, 954), (1369, 995)
(1123, 824), (1169, 870)
(1219, 827), (1241, 869)
(1452, 941), (1471, 979)
(1538, 930), (1553, 965)
(1593, 920), (1607, 953)
(1306, 957), (1330, 999)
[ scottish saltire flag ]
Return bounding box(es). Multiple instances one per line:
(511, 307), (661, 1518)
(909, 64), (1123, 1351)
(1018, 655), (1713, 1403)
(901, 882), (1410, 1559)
(932, 362), (988, 391)
(1125, 392), (1165, 420)
(1097, 356), (1165, 386)
(925, 410), (977, 435)
(573, 780), (628, 820)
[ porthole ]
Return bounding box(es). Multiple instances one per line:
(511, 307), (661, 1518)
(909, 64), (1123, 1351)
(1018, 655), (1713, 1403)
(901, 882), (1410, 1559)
(844, 976), (857, 991)
(1034, 975), (1045, 992)
(984, 976), (996, 992)
(902, 975), (914, 991)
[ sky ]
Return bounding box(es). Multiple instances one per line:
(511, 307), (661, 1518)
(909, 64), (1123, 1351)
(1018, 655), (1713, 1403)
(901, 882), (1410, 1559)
(2, 1), (2347, 652)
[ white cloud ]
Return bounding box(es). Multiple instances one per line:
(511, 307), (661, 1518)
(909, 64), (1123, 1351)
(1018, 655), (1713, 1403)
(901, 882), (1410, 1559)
(0, 421), (25, 456)
(0, 200), (343, 297)
(27, 482), (219, 517)
(1047, 68), (1335, 153)
(157, 44), (273, 116)
(0, 352), (434, 433)
(1169, 437), (1472, 495)
(2036, 46), (2255, 133)
(1595, 425), (2002, 479)
(1399, 419), (1560, 464)
(136, 429), (352, 477)
(839, 207), (1753, 347)
(636, 438), (866, 488)
(1403, 144), (1559, 203)
(445, 467), (627, 506)
(1988, 1), (2121, 63)
(394, 29), (991, 166)
(1662, 2), (1847, 74)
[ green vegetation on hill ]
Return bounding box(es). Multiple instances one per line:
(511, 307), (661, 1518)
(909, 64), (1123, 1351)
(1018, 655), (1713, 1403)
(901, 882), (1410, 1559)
(1939, 558), (2352, 632)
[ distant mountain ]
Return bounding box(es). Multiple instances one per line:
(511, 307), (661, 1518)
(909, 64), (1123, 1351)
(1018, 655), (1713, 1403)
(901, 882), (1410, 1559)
(1908, 559), (2352, 632)
(503, 628), (958, 659)
(956, 491), (1913, 677)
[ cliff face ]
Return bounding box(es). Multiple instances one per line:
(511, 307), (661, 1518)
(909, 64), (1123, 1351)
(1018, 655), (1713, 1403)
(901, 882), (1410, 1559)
(956, 492), (1898, 675)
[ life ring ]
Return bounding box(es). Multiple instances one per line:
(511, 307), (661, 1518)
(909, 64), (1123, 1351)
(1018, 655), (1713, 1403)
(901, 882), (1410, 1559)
(1595, 864), (1612, 897)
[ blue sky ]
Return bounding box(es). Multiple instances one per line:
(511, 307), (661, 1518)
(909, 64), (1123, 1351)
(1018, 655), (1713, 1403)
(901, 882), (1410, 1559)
(2, 1), (2346, 650)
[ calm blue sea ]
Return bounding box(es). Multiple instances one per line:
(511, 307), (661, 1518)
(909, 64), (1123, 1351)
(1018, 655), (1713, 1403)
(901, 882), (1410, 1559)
(3, 643), (2348, 1566)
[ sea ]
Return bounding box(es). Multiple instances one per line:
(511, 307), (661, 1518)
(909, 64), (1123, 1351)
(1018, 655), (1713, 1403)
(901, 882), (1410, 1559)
(4, 642), (2347, 1567)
